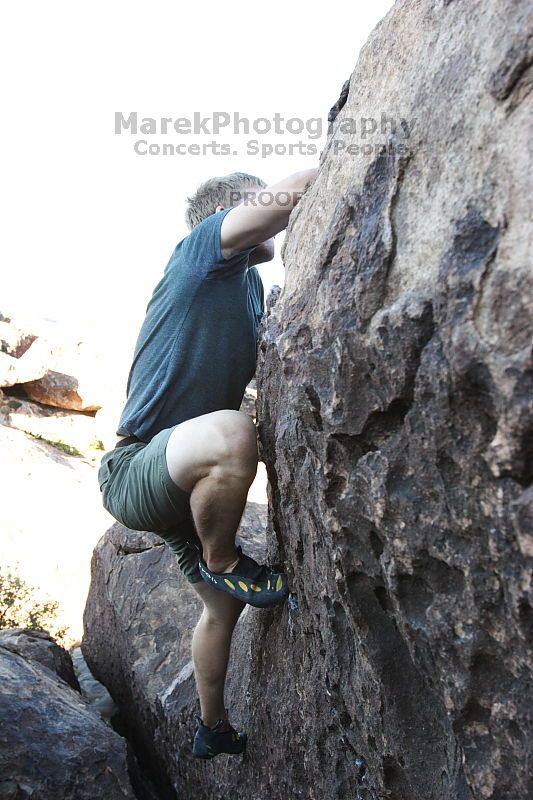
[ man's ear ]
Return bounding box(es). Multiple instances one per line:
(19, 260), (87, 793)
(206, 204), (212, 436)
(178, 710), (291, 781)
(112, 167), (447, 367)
(215, 204), (225, 213)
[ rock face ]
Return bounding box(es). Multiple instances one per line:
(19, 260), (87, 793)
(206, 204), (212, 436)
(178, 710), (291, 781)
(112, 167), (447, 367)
(83, 1), (532, 798)
(0, 634), (152, 800)
(253, 2), (533, 798)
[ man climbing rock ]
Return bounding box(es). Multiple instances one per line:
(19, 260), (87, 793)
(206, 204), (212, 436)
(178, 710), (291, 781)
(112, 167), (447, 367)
(97, 167), (317, 758)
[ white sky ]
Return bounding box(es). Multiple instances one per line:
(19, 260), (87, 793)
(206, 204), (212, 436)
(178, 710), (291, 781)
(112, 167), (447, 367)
(0, 0), (394, 345)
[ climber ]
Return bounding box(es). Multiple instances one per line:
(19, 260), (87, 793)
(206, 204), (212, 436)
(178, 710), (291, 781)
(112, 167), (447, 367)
(97, 166), (318, 759)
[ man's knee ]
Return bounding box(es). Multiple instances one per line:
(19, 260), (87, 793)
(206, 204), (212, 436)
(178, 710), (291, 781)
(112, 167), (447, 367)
(214, 410), (258, 479)
(165, 409), (258, 492)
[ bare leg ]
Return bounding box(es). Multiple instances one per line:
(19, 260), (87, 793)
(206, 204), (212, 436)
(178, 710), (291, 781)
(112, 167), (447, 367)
(189, 471), (252, 572)
(190, 580), (245, 727)
(165, 409), (259, 572)
(164, 410), (258, 724)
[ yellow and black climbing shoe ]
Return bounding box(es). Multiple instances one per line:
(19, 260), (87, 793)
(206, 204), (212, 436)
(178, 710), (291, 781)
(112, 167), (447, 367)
(198, 545), (289, 608)
(192, 715), (247, 759)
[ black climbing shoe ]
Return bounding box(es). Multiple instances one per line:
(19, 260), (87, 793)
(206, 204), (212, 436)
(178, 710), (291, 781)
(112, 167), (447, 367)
(192, 715), (247, 759)
(198, 545), (289, 608)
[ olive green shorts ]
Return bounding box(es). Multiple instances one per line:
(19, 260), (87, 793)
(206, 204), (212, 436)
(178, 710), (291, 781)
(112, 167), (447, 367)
(97, 426), (203, 583)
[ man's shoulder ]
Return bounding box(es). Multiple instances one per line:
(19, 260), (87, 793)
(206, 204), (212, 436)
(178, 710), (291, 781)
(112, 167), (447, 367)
(183, 209), (228, 248)
(170, 210), (231, 274)
(186, 209), (257, 276)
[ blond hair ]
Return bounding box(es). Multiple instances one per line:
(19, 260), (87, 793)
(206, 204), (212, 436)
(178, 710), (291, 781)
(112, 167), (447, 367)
(185, 172), (266, 230)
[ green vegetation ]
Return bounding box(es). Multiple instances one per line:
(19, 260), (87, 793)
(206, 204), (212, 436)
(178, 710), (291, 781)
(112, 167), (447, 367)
(27, 431), (83, 457)
(0, 567), (67, 645)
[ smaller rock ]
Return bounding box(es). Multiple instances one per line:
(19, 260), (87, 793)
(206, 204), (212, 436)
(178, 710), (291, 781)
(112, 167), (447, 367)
(0, 628), (80, 691)
(0, 644), (140, 799)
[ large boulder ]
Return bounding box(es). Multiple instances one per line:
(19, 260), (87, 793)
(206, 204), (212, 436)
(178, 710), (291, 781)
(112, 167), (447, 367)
(82, 506), (267, 800)
(0, 639), (155, 800)
(82, 526), (202, 800)
(252, 1), (533, 799)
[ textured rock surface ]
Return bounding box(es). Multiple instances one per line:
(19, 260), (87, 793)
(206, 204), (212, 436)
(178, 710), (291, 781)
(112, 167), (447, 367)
(252, 1), (533, 797)
(0, 642), (150, 799)
(82, 505), (267, 799)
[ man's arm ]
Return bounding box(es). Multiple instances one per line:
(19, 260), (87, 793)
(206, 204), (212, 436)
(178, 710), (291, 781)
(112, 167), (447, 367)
(219, 168), (318, 259)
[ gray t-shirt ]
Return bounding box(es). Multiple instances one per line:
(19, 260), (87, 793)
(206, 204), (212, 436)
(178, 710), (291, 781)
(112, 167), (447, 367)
(117, 208), (265, 442)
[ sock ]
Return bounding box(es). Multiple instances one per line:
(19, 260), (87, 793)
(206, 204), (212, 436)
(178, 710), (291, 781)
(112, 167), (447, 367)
(209, 554), (241, 575)
(206, 718), (232, 733)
